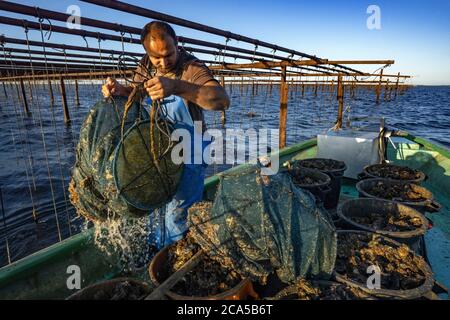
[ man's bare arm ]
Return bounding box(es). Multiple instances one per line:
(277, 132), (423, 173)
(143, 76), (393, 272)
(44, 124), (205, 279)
(144, 77), (230, 111)
(101, 77), (133, 98)
(174, 79), (230, 111)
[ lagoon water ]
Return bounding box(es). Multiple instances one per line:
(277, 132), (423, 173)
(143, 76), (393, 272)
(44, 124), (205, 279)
(0, 82), (449, 266)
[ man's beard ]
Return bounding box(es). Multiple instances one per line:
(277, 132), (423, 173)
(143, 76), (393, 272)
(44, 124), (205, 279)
(155, 61), (178, 76)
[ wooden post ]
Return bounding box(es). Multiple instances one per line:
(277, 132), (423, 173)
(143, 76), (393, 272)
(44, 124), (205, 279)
(252, 81), (255, 96)
(329, 80), (335, 100)
(220, 76), (226, 128)
(394, 72), (400, 100)
(240, 77), (243, 95)
(220, 75), (225, 90)
(48, 78), (54, 105)
(75, 79), (80, 106)
(351, 82), (356, 99)
(19, 79), (30, 114)
(314, 82), (318, 97)
(301, 83), (305, 97)
(336, 75), (344, 129)
(388, 81), (394, 101)
(15, 82), (21, 102)
(349, 82), (353, 98)
(59, 77), (71, 124)
(384, 79), (390, 101)
(2, 81), (7, 98)
(376, 69), (384, 104)
(290, 79), (294, 99)
(27, 80), (34, 103)
(279, 66), (288, 149)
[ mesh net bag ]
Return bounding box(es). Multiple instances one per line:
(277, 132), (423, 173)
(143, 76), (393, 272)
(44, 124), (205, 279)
(69, 96), (150, 221)
(113, 119), (183, 211)
(188, 165), (337, 285)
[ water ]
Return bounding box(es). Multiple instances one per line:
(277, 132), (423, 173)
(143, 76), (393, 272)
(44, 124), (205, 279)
(0, 82), (449, 267)
(90, 215), (150, 273)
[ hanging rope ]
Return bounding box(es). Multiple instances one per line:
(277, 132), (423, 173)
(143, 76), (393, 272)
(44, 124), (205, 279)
(222, 37), (231, 66)
(33, 13), (63, 241)
(97, 33), (104, 69)
(3, 39), (39, 223)
(62, 49), (69, 74)
(112, 36), (180, 202)
(249, 43), (258, 75)
(119, 27), (126, 55)
(0, 187), (12, 265)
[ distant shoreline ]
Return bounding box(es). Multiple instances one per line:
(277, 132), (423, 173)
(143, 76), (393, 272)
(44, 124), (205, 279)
(411, 85), (450, 87)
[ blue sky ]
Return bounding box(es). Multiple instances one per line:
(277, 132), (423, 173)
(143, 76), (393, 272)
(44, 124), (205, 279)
(1, 0), (449, 85)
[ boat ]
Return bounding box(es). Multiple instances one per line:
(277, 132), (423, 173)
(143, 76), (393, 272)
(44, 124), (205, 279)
(0, 130), (449, 300)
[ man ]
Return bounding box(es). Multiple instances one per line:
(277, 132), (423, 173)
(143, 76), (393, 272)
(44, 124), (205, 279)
(102, 21), (230, 249)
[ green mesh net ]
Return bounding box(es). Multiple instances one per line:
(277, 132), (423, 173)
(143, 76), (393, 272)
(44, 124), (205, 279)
(188, 165), (337, 285)
(69, 96), (150, 221)
(113, 119), (183, 211)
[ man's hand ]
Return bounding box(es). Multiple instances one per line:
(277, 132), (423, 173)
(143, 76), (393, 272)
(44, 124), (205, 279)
(144, 76), (176, 100)
(143, 76), (230, 111)
(101, 77), (131, 98)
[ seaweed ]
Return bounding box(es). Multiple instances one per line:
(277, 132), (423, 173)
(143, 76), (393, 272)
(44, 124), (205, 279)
(272, 278), (371, 300)
(165, 234), (243, 296)
(367, 165), (421, 181)
(351, 211), (423, 232)
(289, 168), (327, 185)
(368, 181), (428, 202)
(300, 159), (345, 171)
(334, 233), (426, 290)
(90, 280), (149, 300)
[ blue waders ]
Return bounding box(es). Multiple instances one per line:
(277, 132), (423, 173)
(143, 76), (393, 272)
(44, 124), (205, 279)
(146, 95), (208, 249)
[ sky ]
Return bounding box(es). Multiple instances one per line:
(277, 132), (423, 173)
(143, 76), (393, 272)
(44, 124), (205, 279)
(1, 0), (449, 85)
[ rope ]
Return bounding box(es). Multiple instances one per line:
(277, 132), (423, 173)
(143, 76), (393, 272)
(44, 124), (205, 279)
(222, 37), (231, 66)
(9, 128), (20, 165)
(62, 49), (69, 74)
(2, 42), (39, 223)
(34, 15), (63, 241)
(97, 33), (104, 69)
(119, 29), (126, 57)
(115, 55), (180, 203)
(0, 187), (11, 265)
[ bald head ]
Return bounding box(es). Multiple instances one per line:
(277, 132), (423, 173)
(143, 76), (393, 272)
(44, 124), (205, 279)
(141, 21), (179, 74)
(140, 21), (177, 46)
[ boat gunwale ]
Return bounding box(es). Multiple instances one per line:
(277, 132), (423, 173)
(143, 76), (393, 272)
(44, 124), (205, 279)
(0, 138), (318, 288)
(0, 133), (448, 294)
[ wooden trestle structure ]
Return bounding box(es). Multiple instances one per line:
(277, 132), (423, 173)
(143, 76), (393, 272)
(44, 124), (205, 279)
(0, 0), (411, 148)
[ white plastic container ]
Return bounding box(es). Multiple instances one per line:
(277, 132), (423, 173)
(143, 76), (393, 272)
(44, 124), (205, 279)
(317, 129), (380, 179)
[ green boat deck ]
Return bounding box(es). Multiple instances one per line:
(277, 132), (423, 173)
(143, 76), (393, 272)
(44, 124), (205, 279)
(0, 134), (449, 299)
